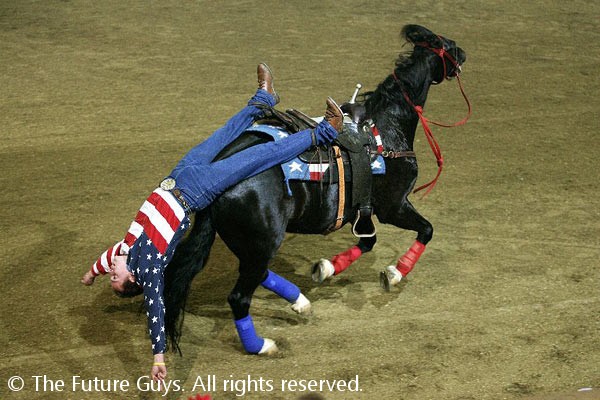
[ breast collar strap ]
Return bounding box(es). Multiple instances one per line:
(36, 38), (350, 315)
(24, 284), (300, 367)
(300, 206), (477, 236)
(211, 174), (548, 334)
(365, 119), (416, 159)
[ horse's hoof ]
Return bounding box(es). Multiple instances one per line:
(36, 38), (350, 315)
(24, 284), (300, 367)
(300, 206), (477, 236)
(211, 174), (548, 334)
(258, 338), (278, 356)
(312, 259), (335, 283)
(291, 293), (311, 315)
(380, 265), (403, 292)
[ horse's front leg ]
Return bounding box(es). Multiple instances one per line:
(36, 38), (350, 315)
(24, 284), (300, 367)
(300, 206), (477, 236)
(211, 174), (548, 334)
(261, 269), (312, 314)
(312, 235), (377, 283)
(228, 268), (279, 355)
(378, 198), (433, 291)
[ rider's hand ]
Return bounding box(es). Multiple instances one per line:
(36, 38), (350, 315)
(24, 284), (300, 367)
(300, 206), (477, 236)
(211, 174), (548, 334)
(151, 354), (167, 382)
(81, 271), (96, 286)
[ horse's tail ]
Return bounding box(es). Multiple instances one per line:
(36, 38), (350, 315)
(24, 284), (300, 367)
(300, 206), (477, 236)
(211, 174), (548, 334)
(164, 208), (216, 354)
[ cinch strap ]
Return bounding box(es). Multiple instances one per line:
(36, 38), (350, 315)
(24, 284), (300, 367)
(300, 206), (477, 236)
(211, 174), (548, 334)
(326, 146), (345, 233)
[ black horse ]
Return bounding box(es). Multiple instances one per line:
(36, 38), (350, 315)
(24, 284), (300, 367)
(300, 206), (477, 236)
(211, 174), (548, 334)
(163, 24), (467, 354)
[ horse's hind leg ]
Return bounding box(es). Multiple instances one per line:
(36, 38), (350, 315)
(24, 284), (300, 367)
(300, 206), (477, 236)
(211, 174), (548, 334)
(228, 264), (312, 354)
(216, 178), (310, 353)
(261, 269), (311, 314)
(312, 235), (377, 282)
(228, 266), (279, 355)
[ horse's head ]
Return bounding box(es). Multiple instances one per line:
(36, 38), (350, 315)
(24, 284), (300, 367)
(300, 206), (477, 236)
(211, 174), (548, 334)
(401, 24), (466, 84)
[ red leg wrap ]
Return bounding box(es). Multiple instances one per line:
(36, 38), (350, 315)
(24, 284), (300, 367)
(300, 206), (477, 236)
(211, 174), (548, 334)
(331, 246), (363, 275)
(396, 241), (426, 276)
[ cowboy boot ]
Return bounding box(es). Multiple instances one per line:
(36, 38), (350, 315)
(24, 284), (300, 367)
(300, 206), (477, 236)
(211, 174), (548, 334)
(312, 97), (344, 146)
(257, 63), (280, 105)
(324, 97), (343, 133)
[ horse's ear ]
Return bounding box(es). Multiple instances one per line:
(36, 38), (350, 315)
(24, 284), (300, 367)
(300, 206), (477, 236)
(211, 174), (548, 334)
(402, 25), (443, 48)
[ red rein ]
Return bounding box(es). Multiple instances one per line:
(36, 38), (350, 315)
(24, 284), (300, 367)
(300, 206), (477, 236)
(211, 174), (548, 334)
(393, 45), (472, 197)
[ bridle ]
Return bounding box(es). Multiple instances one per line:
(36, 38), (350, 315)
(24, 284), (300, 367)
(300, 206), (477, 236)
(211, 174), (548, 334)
(390, 38), (472, 197)
(413, 37), (462, 84)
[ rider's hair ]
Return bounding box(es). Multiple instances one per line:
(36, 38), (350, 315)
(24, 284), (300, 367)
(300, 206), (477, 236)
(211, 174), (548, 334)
(114, 280), (143, 298)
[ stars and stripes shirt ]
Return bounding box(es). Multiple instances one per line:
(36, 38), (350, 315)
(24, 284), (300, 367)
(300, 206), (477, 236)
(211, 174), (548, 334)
(90, 188), (191, 354)
(89, 240), (126, 276)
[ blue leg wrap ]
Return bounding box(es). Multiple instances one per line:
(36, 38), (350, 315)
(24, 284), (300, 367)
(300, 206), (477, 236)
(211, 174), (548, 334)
(234, 315), (264, 354)
(261, 269), (300, 303)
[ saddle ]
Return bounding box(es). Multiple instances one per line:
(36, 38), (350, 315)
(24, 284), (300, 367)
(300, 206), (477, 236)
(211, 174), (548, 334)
(257, 105), (376, 237)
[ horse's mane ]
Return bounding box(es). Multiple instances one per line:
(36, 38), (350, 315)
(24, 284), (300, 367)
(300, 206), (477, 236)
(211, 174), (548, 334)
(363, 45), (434, 126)
(363, 48), (423, 119)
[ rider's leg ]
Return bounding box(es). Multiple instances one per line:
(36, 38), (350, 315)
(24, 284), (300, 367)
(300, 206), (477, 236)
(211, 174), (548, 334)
(189, 114), (339, 208)
(177, 89), (276, 165)
(176, 64), (278, 165)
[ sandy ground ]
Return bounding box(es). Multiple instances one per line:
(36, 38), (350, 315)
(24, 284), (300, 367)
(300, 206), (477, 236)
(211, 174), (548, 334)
(1, 1), (598, 399)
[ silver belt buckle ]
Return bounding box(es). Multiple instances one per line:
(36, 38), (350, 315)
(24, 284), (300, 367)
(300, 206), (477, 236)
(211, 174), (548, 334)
(160, 177), (176, 191)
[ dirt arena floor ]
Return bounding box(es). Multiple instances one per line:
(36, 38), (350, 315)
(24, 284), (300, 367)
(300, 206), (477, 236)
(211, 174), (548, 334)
(1, 1), (598, 399)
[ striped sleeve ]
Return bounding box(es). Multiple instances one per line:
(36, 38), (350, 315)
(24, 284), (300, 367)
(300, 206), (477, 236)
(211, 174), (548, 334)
(90, 240), (126, 276)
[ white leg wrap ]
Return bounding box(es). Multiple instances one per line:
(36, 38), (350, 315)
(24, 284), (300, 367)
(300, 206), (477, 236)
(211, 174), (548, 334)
(311, 259), (335, 283)
(291, 293), (311, 315)
(380, 265), (403, 292)
(385, 265), (403, 285)
(258, 338), (278, 355)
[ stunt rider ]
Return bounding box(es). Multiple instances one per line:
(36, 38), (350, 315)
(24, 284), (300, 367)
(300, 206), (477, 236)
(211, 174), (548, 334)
(81, 64), (343, 381)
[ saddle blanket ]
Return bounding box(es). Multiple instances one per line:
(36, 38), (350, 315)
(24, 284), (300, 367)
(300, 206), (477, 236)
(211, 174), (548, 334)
(247, 124), (385, 195)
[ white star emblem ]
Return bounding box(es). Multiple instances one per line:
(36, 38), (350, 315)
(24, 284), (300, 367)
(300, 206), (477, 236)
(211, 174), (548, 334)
(152, 316), (158, 323)
(146, 239), (152, 245)
(149, 299), (154, 305)
(155, 286), (159, 293)
(156, 252), (162, 259)
(156, 335), (161, 342)
(153, 268), (158, 274)
(371, 160), (382, 169)
(146, 254), (152, 260)
(288, 161), (303, 173)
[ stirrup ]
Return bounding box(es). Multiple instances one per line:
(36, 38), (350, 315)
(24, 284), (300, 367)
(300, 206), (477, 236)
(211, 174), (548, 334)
(352, 206), (376, 237)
